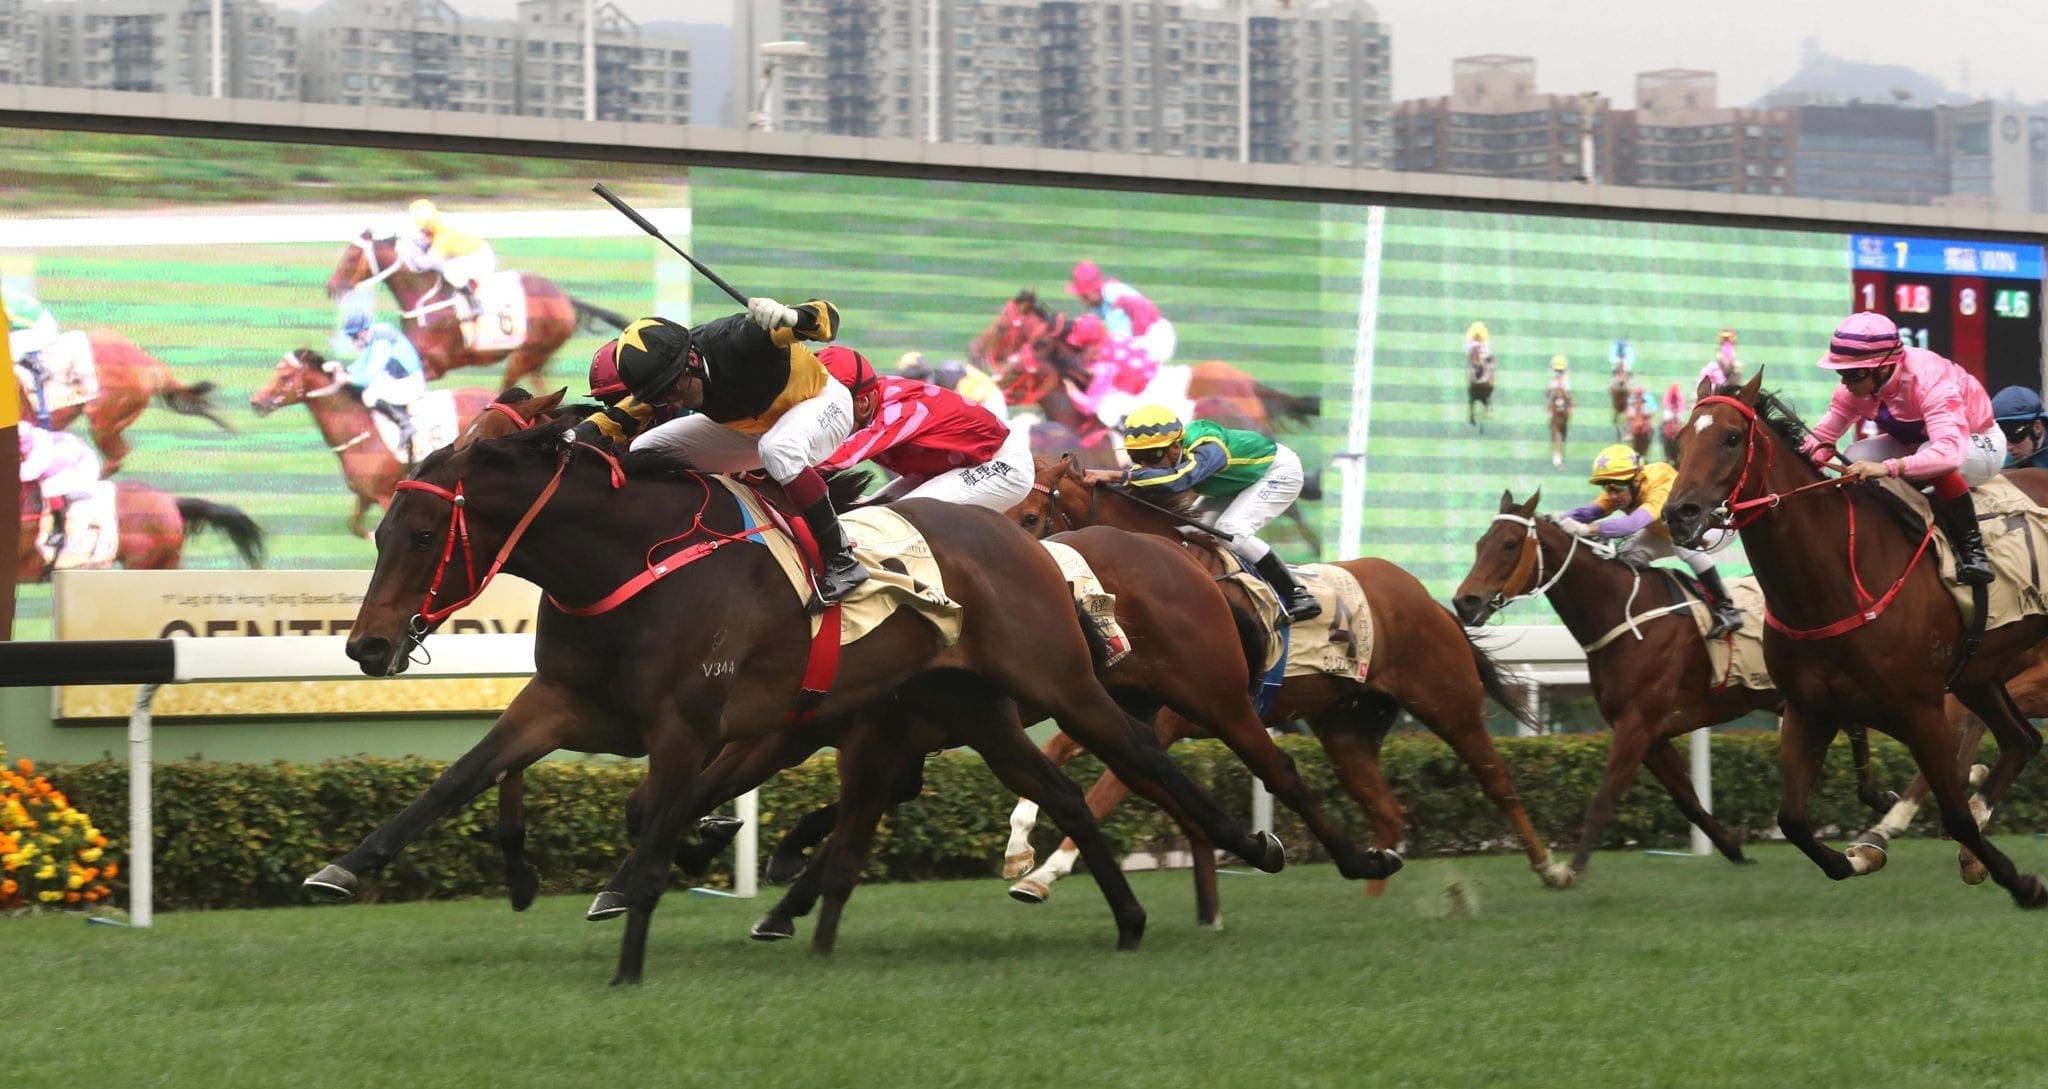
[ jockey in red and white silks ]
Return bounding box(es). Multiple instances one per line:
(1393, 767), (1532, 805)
(818, 346), (1031, 511)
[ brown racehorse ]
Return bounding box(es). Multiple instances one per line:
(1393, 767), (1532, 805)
(324, 230), (627, 390)
(249, 348), (498, 538)
(1004, 455), (1568, 902)
(1547, 379), (1574, 468)
(1467, 346), (1497, 430)
(310, 419), (1286, 983)
(18, 478), (264, 581)
(1625, 387), (1654, 458)
(1665, 374), (2048, 908)
(15, 330), (232, 474)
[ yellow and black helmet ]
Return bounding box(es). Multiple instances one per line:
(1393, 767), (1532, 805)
(614, 316), (696, 403)
(1121, 404), (1185, 451)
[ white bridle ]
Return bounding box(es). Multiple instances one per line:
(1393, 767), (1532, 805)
(348, 235), (459, 322)
(1488, 513), (1699, 652)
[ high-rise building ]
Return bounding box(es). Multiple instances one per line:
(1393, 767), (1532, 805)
(1938, 101), (2048, 213)
(1390, 55), (1613, 182)
(1790, 102), (1946, 206)
(1609, 69), (1795, 195)
(510, 0), (687, 124)
(1, 0), (26, 84)
(26, 0), (298, 98)
(302, 0), (505, 112)
(735, 0), (1388, 164)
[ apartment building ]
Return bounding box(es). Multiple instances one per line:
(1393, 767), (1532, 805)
(1609, 69), (1795, 195)
(1789, 101), (1946, 206)
(1389, 55), (1605, 181)
(511, 0), (686, 124)
(27, 0), (298, 98)
(1, 0), (26, 84)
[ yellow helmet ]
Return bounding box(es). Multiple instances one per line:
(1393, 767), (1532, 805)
(1121, 404), (1186, 451)
(408, 198), (440, 228)
(1466, 321), (1490, 342)
(1718, 328), (1737, 343)
(1589, 444), (1643, 484)
(1550, 354), (1568, 372)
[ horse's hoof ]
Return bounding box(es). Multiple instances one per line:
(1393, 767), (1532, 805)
(1365, 849), (1404, 880)
(586, 890), (628, 921)
(1539, 862), (1578, 890)
(1198, 914), (1223, 931)
(762, 852), (808, 886)
(1008, 878), (1051, 904)
(303, 865), (360, 902)
(1960, 847), (1990, 887)
(750, 913), (795, 941)
(1250, 831), (1287, 874)
(1844, 841), (1888, 876)
(1002, 850), (1037, 880)
(507, 863), (540, 912)
(1969, 764), (1990, 789)
(694, 816), (744, 855)
(2014, 873), (2048, 910)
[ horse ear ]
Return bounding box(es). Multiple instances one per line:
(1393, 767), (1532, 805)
(1498, 489), (1515, 512)
(1740, 367), (1765, 402)
(1521, 490), (1541, 516)
(1695, 373), (1716, 401)
(535, 387), (568, 414)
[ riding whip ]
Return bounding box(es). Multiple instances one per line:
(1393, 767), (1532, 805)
(591, 183), (749, 307)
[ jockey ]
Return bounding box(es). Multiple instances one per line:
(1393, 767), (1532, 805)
(5, 283), (65, 426)
(1699, 329), (1741, 390)
(1802, 312), (2002, 586)
(17, 421), (106, 570)
(1083, 404), (1322, 624)
(1992, 385), (2048, 470)
(1063, 313), (1159, 427)
(568, 298), (870, 604)
(407, 199), (496, 310)
(1563, 444), (1744, 637)
(1661, 382), (1687, 426)
(899, 351), (1008, 422)
(816, 346), (1031, 510)
(1610, 338), (1634, 381)
(1546, 355), (1573, 401)
(1067, 260), (1176, 366)
(328, 307), (427, 461)
(1464, 321), (1490, 360)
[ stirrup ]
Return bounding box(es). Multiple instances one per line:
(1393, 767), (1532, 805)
(1284, 588), (1322, 624)
(1705, 609), (1742, 639)
(1956, 559), (1994, 587)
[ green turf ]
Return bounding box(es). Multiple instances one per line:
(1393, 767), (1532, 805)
(14, 840), (2048, 1089)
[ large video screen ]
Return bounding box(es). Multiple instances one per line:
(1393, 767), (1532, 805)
(7, 124), (2044, 643)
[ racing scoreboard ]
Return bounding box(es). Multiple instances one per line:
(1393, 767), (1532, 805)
(1851, 233), (2045, 395)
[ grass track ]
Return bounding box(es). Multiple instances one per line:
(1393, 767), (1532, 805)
(17, 840), (2048, 1089)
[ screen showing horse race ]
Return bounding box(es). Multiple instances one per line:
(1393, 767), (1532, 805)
(8, 122), (2046, 663)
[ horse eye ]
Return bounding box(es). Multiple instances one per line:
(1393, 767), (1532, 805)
(410, 529), (435, 552)
(1722, 431), (1741, 447)
(1022, 514), (1038, 528)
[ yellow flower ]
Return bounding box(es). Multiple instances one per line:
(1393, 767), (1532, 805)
(80, 847), (103, 863)
(38, 890), (62, 902)
(35, 865), (57, 880)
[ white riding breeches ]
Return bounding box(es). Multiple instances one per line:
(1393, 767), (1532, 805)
(1202, 444), (1303, 564)
(436, 245), (497, 289)
(874, 425), (1034, 511)
(1844, 429), (2006, 488)
(1618, 528), (1722, 576)
(1134, 318), (1177, 367)
(361, 371), (426, 410)
(632, 380), (854, 485)
(10, 312), (61, 360)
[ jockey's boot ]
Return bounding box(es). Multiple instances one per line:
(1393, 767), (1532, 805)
(1695, 566), (1743, 638)
(24, 353), (53, 427)
(41, 494), (69, 559)
(1253, 552), (1321, 625)
(799, 496), (870, 606)
(374, 401), (418, 463)
(1937, 490), (1995, 587)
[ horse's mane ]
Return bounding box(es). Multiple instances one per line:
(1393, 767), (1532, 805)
(1712, 383), (1815, 448)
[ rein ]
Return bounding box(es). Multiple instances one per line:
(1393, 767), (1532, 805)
(395, 453), (571, 639)
(1693, 393), (1936, 641)
(1028, 471), (1100, 539)
(1487, 514), (1704, 652)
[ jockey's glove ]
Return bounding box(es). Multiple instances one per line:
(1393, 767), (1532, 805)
(565, 420), (608, 450)
(747, 296), (800, 331)
(1557, 517), (1590, 536)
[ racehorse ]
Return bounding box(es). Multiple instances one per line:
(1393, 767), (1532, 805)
(19, 478), (264, 580)
(324, 229), (628, 390)
(250, 348), (498, 537)
(1547, 381), (1574, 468)
(1452, 492), (1795, 876)
(1005, 455), (1569, 902)
(1609, 373), (1633, 440)
(1665, 373), (2048, 908)
(1660, 383), (1687, 465)
(15, 329), (233, 474)
(1467, 345), (1497, 430)
(1625, 387), (1654, 458)
(310, 418), (1286, 982)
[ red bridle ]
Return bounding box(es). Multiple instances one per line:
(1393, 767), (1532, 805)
(393, 455), (571, 632)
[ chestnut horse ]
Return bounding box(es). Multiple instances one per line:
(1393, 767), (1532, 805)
(250, 348), (497, 537)
(1665, 374), (2048, 908)
(324, 230), (627, 390)
(311, 419), (1285, 982)
(1004, 455), (1567, 903)
(19, 478), (264, 580)
(1547, 380), (1574, 468)
(15, 330), (233, 474)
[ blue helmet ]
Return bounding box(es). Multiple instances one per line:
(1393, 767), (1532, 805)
(342, 308), (374, 337)
(1992, 385), (2044, 423)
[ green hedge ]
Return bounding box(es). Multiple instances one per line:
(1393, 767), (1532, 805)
(39, 731), (2048, 912)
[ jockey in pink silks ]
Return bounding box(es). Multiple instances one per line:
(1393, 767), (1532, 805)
(1799, 311), (2003, 586)
(1063, 313), (1160, 427)
(1067, 260), (1176, 366)
(18, 420), (105, 568)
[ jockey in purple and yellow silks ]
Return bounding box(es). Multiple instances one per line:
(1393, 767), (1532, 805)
(1562, 444), (1743, 638)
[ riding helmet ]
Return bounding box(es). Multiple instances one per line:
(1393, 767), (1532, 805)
(614, 316), (695, 403)
(1121, 404), (1185, 450)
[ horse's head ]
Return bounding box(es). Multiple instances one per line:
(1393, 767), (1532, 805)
(1453, 490), (1546, 625)
(1665, 369), (1770, 546)
(250, 349), (340, 415)
(972, 289), (1056, 367)
(345, 418), (577, 676)
(455, 387), (568, 449)
(326, 229), (399, 301)
(1011, 453), (1092, 539)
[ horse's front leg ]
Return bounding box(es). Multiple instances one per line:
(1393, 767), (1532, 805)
(610, 716), (715, 986)
(306, 682), (581, 901)
(496, 769), (540, 911)
(1776, 706), (1855, 879)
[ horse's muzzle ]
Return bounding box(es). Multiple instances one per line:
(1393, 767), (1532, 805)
(1665, 500), (1707, 548)
(248, 397), (276, 418)
(344, 634), (404, 677)
(1451, 594), (1494, 627)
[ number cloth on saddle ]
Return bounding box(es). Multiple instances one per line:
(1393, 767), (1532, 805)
(1205, 540), (1373, 682)
(457, 271), (529, 353)
(1038, 541), (1132, 666)
(1872, 475), (2048, 632)
(368, 390), (460, 459)
(1689, 575), (1774, 694)
(711, 476), (962, 646)
(14, 330), (100, 412)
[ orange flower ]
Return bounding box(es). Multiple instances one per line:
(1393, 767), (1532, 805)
(15, 758), (31, 775)
(64, 891), (80, 903)
(103, 862), (120, 879)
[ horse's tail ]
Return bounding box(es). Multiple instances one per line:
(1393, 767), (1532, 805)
(175, 498), (267, 568)
(155, 378), (236, 432)
(1253, 383), (1320, 428)
(570, 298), (631, 333)
(825, 467), (877, 509)
(1073, 597), (1114, 674)
(1462, 620), (1541, 733)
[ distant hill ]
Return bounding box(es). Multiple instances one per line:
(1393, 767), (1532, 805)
(1755, 38), (1963, 108)
(645, 21), (732, 127)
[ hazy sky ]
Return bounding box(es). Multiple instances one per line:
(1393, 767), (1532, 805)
(271, 0), (2042, 106)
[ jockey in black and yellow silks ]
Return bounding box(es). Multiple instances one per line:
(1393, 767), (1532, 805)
(569, 297), (868, 604)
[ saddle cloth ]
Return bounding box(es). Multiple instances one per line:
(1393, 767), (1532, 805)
(369, 389), (460, 462)
(709, 476), (963, 647)
(1215, 551), (1373, 682)
(1680, 574), (1774, 693)
(1038, 541), (1131, 666)
(14, 330), (99, 412)
(457, 271), (528, 353)
(35, 480), (119, 569)
(1873, 475), (2048, 633)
